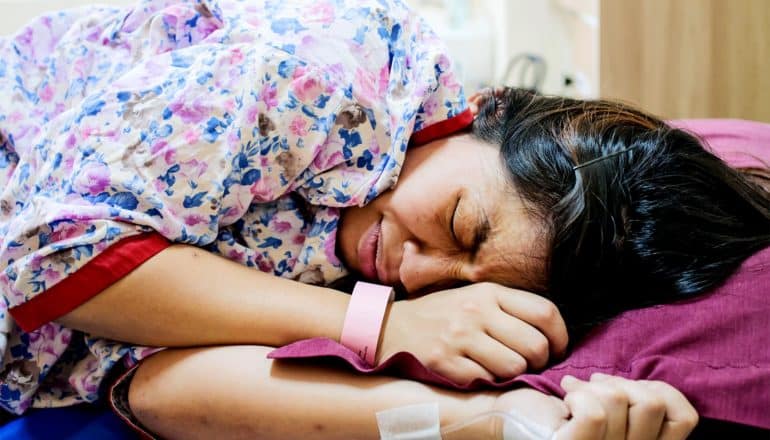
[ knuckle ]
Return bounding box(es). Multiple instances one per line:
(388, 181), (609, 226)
(447, 321), (471, 340)
(505, 358), (527, 378)
(685, 408), (700, 427)
(424, 346), (450, 369)
(526, 337), (550, 368)
(531, 300), (560, 324)
(459, 299), (482, 315)
(599, 387), (626, 406)
(582, 406), (608, 428)
(640, 396), (667, 415)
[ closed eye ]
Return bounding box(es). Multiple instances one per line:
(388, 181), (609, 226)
(450, 194), (460, 244)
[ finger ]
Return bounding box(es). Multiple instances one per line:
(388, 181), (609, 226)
(495, 289), (569, 357)
(562, 375), (629, 440)
(485, 308), (551, 370)
(586, 375), (630, 440)
(555, 379), (608, 440)
(641, 381), (699, 440)
(463, 334), (528, 379)
(591, 375), (665, 440)
(430, 355), (495, 387)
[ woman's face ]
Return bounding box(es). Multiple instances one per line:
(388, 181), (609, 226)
(337, 133), (546, 297)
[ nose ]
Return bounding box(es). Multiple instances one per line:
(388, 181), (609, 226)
(398, 240), (464, 294)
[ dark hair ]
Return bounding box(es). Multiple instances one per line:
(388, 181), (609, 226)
(472, 88), (770, 333)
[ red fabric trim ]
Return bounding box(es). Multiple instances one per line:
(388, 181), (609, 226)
(409, 108), (474, 147)
(10, 233), (171, 333)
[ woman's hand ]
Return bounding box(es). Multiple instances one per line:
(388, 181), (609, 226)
(492, 374), (698, 440)
(377, 282), (569, 385)
(554, 374), (699, 439)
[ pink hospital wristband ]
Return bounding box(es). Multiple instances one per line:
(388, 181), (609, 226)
(339, 282), (395, 366)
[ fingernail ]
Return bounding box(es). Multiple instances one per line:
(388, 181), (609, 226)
(591, 372), (610, 381)
(561, 375), (578, 386)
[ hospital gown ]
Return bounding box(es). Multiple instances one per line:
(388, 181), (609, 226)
(0, 0), (470, 414)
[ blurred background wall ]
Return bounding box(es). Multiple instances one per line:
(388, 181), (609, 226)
(1, 0), (768, 121)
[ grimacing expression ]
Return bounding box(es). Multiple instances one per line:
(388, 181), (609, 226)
(337, 133), (546, 297)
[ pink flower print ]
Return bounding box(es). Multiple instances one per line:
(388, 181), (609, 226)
(153, 179), (166, 193)
(164, 147), (177, 165)
(324, 235), (341, 266)
(293, 234), (306, 245)
(50, 222), (86, 242)
(436, 53), (452, 72)
(150, 140), (168, 155)
(289, 116), (308, 137)
(229, 47), (244, 65)
(249, 178), (274, 201)
(39, 84), (54, 102)
(378, 64), (389, 96)
(224, 98), (236, 113)
(291, 64), (308, 79)
(228, 248), (245, 262)
(8, 111), (23, 123)
(440, 73), (462, 93)
(261, 82), (278, 110)
(308, 1), (335, 25)
(246, 105), (260, 124)
(41, 268), (60, 284)
(81, 125), (98, 138)
(354, 68), (377, 107)
(291, 73), (323, 103)
(168, 97), (209, 124)
(255, 254), (275, 273)
(180, 159), (209, 179)
(184, 128), (200, 144)
(73, 162), (111, 194)
(422, 95), (439, 118)
(65, 133), (77, 149)
(183, 213), (207, 226)
(272, 220), (292, 233)
(323, 151), (344, 169)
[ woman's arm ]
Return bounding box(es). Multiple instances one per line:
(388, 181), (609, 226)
(127, 345), (697, 440)
(56, 244), (568, 385)
(57, 244), (352, 347)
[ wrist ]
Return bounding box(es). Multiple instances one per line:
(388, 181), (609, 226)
(376, 300), (396, 364)
(339, 282), (394, 365)
(282, 286), (352, 343)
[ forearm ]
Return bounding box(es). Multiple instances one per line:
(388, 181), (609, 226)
(129, 346), (500, 440)
(57, 244), (351, 347)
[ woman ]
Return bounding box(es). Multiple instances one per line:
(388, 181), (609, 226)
(0, 0), (767, 438)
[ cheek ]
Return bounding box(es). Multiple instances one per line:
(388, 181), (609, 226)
(387, 190), (448, 243)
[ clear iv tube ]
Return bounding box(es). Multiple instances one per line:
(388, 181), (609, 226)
(439, 410), (553, 440)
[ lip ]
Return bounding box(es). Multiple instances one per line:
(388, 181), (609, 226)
(357, 218), (382, 282)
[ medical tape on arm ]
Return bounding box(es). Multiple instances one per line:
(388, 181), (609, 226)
(376, 403), (442, 440)
(376, 403), (554, 440)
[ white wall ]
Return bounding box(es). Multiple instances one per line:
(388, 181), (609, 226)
(1, 0), (599, 97)
(412, 0), (599, 97)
